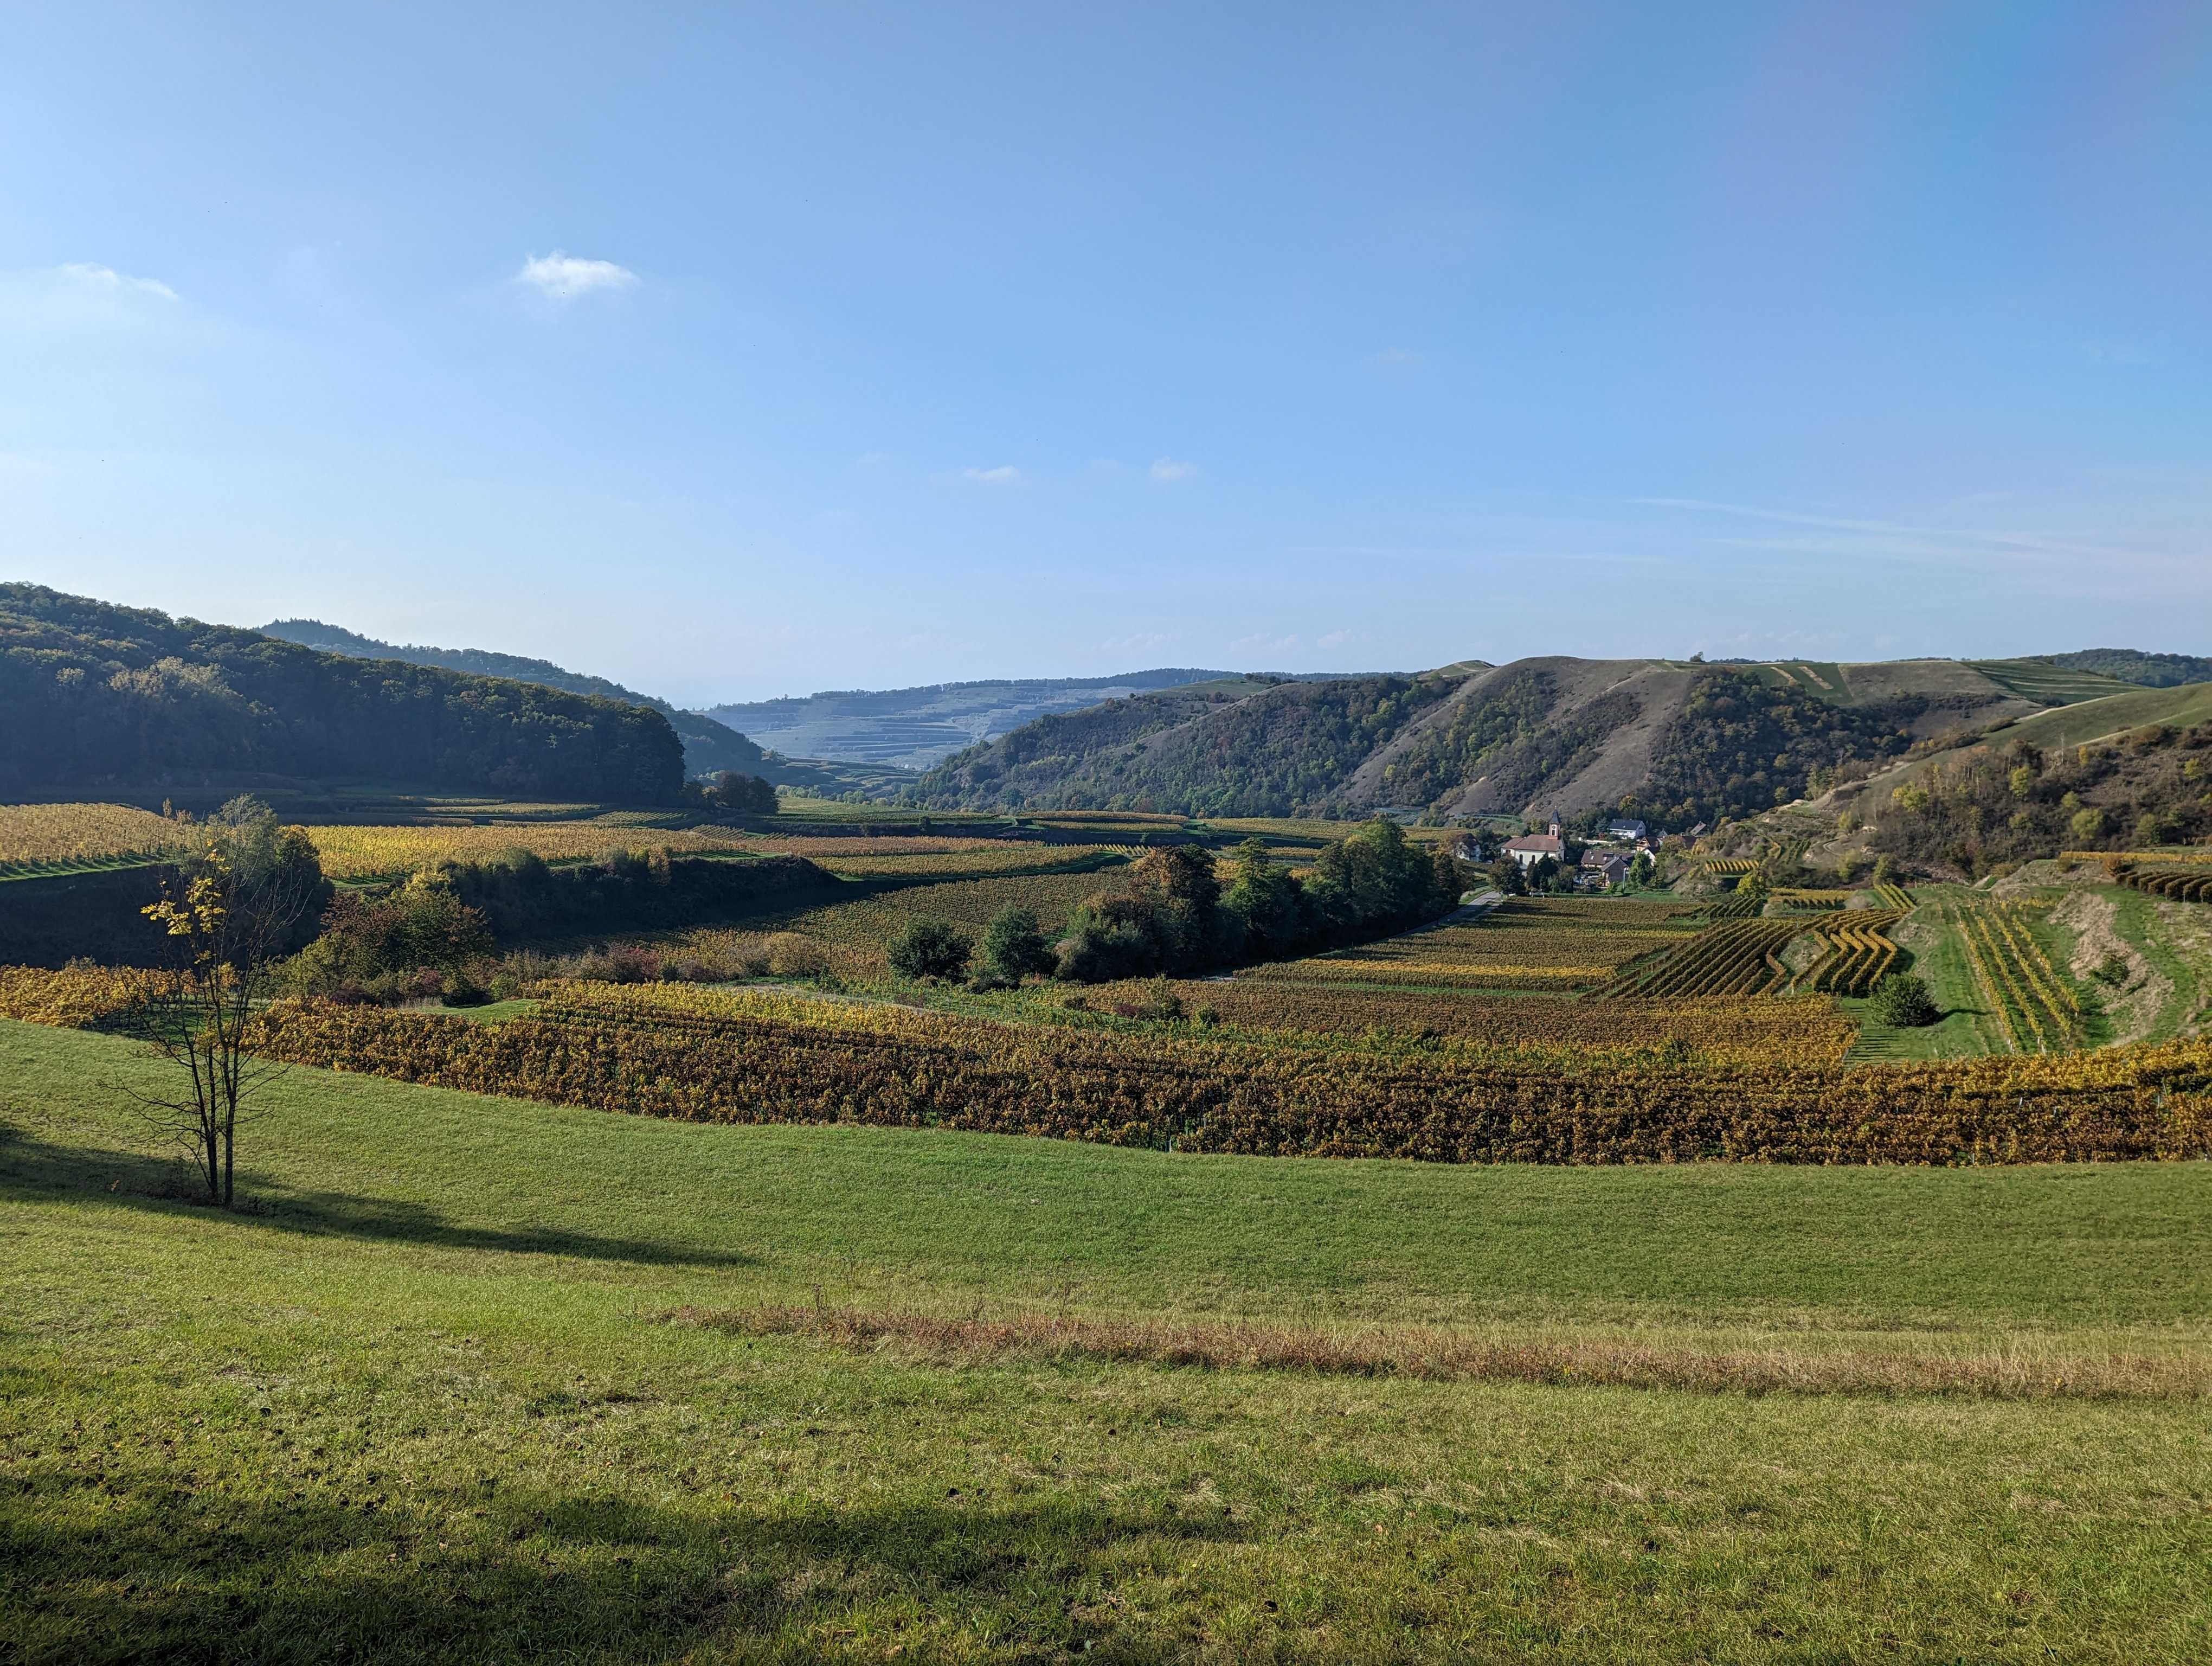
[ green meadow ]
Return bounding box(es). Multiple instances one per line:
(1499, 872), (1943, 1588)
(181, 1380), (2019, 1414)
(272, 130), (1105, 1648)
(5, 1016), (2211, 1663)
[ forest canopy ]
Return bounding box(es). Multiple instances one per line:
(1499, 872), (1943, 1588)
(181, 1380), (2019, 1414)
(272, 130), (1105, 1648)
(0, 586), (685, 802)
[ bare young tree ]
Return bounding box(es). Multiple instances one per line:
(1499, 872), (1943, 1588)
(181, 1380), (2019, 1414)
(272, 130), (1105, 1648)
(128, 797), (326, 1208)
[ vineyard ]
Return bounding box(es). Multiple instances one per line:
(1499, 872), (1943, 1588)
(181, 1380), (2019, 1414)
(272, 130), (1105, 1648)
(1596, 918), (1806, 998)
(0, 802), (184, 870)
(300, 819), (762, 878)
(1243, 898), (1700, 992)
(5, 966), (2205, 1164)
(1943, 897), (2084, 1054)
(2119, 866), (2212, 904)
(1789, 913), (1906, 997)
(1690, 856), (1758, 876)
(1072, 977), (1859, 1063)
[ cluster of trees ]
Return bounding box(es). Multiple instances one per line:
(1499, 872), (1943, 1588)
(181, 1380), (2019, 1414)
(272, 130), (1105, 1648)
(2034, 649), (2212, 689)
(696, 771), (780, 813)
(0, 585), (685, 802)
(285, 848), (841, 1003)
(1868, 724), (2212, 877)
(1629, 670), (1925, 829)
(914, 676), (1457, 816)
(888, 821), (1465, 987)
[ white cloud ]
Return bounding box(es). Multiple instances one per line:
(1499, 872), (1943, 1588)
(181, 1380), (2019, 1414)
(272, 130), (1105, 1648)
(57, 263), (179, 303)
(1149, 458), (1198, 483)
(515, 251), (638, 300)
(0, 263), (183, 331)
(963, 464), (1020, 484)
(1366, 347), (1423, 373)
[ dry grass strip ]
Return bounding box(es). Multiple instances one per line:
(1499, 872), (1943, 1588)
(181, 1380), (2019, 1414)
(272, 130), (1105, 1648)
(668, 1303), (2209, 1401)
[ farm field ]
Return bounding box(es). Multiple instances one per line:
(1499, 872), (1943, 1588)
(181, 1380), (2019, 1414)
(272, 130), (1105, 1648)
(671, 869), (1126, 979)
(1244, 898), (1700, 993)
(6, 1018), (2212, 1664)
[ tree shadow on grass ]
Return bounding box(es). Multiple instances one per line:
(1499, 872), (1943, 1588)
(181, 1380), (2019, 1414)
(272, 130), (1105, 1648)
(3, 1474), (1232, 1663)
(0, 1126), (749, 1269)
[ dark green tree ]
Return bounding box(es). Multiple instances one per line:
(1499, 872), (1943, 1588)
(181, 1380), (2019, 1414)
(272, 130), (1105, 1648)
(1872, 972), (1938, 1027)
(887, 918), (973, 982)
(981, 904), (1056, 983)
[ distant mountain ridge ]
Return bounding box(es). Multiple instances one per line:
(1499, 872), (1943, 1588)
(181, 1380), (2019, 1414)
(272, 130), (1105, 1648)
(706, 669), (1364, 771)
(259, 619), (767, 779)
(915, 653), (2194, 828)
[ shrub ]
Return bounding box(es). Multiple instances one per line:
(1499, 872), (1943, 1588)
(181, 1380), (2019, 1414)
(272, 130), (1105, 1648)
(2092, 951), (2131, 989)
(886, 918), (973, 982)
(1872, 972), (1938, 1028)
(764, 932), (829, 979)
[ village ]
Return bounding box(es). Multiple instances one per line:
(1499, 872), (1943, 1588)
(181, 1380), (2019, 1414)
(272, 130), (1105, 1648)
(1440, 812), (1661, 893)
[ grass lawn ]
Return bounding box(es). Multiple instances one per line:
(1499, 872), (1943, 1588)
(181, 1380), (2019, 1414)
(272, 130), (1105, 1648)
(1843, 892), (1995, 1062)
(5, 1017), (2211, 1662)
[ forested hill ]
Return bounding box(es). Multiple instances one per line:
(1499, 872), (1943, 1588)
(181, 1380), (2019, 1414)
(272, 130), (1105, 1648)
(2033, 649), (2212, 689)
(260, 619), (766, 779)
(912, 675), (1455, 817)
(912, 654), (2169, 828)
(2, 586), (684, 803)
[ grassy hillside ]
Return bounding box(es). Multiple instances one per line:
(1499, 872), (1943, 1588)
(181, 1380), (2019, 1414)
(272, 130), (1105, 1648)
(7, 1018), (2211, 1662)
(1, 586), (684, 804)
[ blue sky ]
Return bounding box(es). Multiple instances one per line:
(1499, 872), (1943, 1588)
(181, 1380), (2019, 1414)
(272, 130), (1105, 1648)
(4, 2), (2207, 706)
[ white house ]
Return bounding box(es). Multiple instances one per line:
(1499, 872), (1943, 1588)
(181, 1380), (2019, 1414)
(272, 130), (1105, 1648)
(1502, 832), (1564, 870)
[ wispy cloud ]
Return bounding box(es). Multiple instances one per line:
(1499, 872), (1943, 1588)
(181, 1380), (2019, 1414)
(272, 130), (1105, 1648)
(963, 464), (1020, 484)
(1366, 347), (1423, 373)
(515, 251), (638, 300)
(57, 263), (179, 303)
(1633, 496), (2177, 573)
(1102, 631), (1174, 655)
(1149, 457), (1197, 483)
(0, 263), (183, 330)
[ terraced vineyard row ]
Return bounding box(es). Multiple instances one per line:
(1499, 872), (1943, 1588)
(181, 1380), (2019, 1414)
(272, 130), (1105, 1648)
(2120, 866), (2212, 904)
(1871, 883), (1915, 910)
(1790, 912), (1907, 997)
(1948, 899), (2082, 1054)
(1692, 857), (1758, 876)
(1700, 892), (1765, 920)
(1597, 918), (1806, 999)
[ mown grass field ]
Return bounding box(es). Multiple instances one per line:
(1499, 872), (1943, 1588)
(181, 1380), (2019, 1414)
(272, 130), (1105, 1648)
(6, 1018), (2212, 1663)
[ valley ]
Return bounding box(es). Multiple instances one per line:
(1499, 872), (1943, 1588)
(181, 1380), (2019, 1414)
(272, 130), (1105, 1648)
(5, 585), (2211, 1664)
